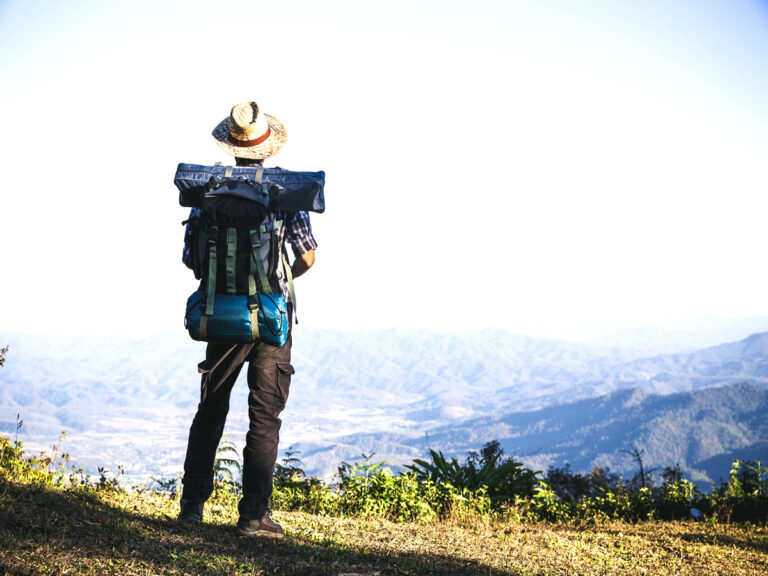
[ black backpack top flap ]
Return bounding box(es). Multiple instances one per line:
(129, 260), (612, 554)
(201, 195), (268, 229)
(205, 177), (270, 207)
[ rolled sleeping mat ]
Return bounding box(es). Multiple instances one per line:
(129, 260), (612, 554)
(175, 163), (325, 213)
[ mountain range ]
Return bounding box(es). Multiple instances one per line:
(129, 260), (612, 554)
(0, 327), (766, 487)
(295, 381), (766, 489)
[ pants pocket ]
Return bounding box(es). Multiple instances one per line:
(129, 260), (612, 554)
(275, 361), (294, 407)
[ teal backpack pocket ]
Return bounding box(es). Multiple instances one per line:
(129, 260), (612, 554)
(185, 290), (288, 347)
(255, 293), (289, 346)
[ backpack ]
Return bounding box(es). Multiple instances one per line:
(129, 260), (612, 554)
(183, 165), (292, 346)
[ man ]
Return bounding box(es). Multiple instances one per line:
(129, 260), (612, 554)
(178, 102), (316, 538)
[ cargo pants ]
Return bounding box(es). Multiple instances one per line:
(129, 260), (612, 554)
(181, 332), (294, 520)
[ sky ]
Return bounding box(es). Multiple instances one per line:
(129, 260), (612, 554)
(1, 0), (767, 337)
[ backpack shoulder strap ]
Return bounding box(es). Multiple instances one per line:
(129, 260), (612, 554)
(281, 245), (297, 324)
(249, 228), (272, 294)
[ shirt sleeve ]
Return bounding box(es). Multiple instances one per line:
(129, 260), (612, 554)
(285, 211), (317, 256)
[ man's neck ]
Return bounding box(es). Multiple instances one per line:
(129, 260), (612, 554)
(235, 157), (264, 167)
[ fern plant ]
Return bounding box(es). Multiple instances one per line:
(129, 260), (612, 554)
(274, 446), (306, 482)
(213, 437), (242, 492)
(406, 450), (464, 486)
(406, 441), (540, 504)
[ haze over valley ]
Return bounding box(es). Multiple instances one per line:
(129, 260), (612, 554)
(1, 319), (767, 489)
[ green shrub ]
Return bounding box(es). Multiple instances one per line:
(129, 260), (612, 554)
(658, 479), (697, 520)
(530, 481), (573, 522)
(0, 434), (61, 486)
(629, 487), (654, 520)
(0, 434), (29, 479)
(343, 467), (437, 522)
(273, 474), (341, 516)
(272, 456), (494, 523)
(545, 464), (622, 500)
(710, 460), (768, 522)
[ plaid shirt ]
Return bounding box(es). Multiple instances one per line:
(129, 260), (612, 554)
(283, 210), (318, 256)
(183, 208), (317, 302)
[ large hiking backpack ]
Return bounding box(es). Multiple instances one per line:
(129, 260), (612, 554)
(183, 165), (294, 346)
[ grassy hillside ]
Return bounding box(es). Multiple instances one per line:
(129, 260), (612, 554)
(1, 445), (766, 575)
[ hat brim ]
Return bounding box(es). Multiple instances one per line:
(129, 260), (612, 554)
(211, 113), (287, 159)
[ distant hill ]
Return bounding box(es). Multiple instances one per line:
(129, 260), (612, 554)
(294, 381), (768, 488)
(429, 380), (768, 487)
(606, 332), (768, 394)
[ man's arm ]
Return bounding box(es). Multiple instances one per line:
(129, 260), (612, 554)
(291, 249), (315, 278)
(286, 211), (317, 279)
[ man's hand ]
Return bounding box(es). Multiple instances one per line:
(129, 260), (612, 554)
(292, 249), (315, 279)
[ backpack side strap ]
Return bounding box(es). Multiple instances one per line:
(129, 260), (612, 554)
(201, 225), (219, 340)
(225, 227), (237, 293)
(247, 227), (262, 341)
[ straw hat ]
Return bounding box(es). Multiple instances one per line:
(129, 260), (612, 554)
(212, 101), (288, 159)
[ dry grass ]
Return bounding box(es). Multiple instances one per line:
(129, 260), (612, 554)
(1, 475), (766, 575)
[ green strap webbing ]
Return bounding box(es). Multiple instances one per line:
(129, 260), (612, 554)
(205, 226), (218, 316)
(247, 228), (261, 341)
(249, 306), (260, 341)
(225, 227), (237, 293)
(247, 250), (257, 298)
(200, 314), (208, 340)
(250, 229), (272, 294)
(282, 248), (296, 322)
(260, 220), (283, 234)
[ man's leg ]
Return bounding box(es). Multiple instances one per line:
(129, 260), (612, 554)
(238, 333), (293, 521)
(181, 342), (252, 507)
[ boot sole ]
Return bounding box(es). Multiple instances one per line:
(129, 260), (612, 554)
(178, 516), (202, 525)
(236, 527), (284, 539)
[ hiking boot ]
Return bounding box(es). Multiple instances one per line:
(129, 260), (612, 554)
(236, 512), (284, 538)
(178, 499), (204, 524)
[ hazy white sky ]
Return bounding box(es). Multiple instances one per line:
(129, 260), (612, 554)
(1, 0), (767, 336)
